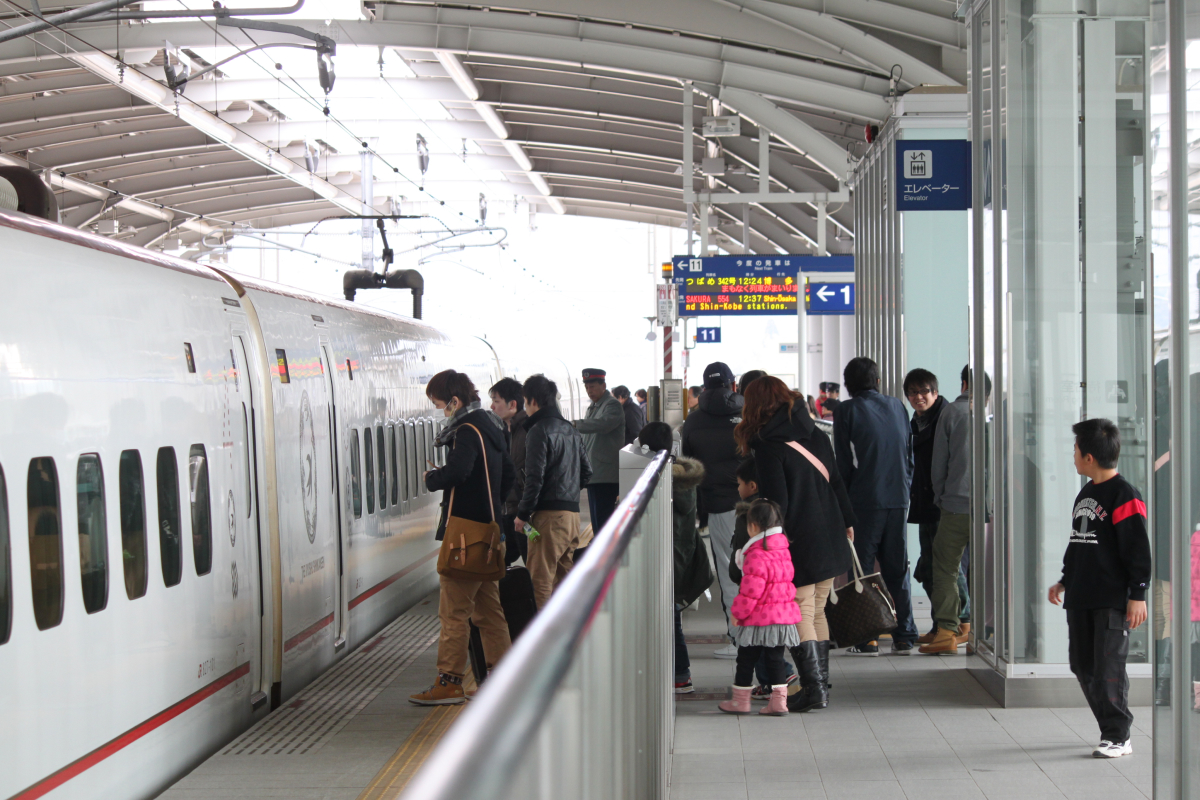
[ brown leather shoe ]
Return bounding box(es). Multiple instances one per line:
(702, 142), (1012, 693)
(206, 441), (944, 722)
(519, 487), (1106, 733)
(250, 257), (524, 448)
(409, 673), (466, 705)
(955, 622), (972, 646)
(918, 628), (958, 655)
(917, 630), (938, 645)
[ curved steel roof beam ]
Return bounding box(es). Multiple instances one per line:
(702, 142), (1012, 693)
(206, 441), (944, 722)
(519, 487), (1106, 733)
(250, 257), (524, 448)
(763, 0), (965, 50)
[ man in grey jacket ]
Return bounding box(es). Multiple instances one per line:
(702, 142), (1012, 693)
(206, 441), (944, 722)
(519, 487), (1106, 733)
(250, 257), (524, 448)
(575, 368), (625, 540)
(921, 365), (989, 654)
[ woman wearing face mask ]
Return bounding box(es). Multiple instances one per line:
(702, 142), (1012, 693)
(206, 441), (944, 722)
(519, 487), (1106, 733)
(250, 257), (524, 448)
(409, 369), (516, 705)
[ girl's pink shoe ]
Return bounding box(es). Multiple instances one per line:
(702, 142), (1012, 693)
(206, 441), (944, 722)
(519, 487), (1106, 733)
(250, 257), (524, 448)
(759, 685), (789, 716)
(718, 685), (753, 714)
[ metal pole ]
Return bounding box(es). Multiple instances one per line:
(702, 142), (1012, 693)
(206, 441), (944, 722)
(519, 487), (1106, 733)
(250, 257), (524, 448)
(817, 201), (828, 257)
(0, 0), (141, 44)
(742, 203), (751, 254)
(797, 270), (808, 395)
(664, 325), (673, 379)
(1167, 0), (1191, 792)
(360, 149), (374, 271)
(700, 203), (710, 255)
(686, 204), (694, 257)
(758, 126), (770, 194)
(682, 84), (694, 205)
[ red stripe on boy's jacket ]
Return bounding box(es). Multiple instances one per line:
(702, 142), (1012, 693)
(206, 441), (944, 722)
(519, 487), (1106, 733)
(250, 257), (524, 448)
(1112, 499), (1147, 525)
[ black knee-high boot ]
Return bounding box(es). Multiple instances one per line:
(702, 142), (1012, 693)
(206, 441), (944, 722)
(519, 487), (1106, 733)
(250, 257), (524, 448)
(787, 641), (828, 712)
(817, 639), (832, 694)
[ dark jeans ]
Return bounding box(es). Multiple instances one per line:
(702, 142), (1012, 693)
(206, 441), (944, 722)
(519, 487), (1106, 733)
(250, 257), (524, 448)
(853, 507), (918, 645)
(674, 609), (690, 681)
(1068, 608), (1134, 743)
(735, 645), (788, 687)
(580, 483), (619, 563)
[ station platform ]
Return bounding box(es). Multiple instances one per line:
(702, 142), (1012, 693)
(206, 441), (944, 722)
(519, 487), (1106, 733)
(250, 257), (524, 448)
(162, 577), (1152, 800)
(673, 595), (1153, 800)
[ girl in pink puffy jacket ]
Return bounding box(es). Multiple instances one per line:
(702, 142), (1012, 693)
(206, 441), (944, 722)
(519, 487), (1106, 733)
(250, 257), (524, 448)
(718, 499), (803, 717)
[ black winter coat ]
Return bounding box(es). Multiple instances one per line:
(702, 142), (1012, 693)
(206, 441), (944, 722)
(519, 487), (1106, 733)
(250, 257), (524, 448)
(672, 457), (714, 608)
(426, 409), (515, 536)
(752, 405), (857, 586)
(907, 395), (947, 525)
(517, 406), (592, 520)
(680, 387), (744, 514)
(622, 400), (646, 446)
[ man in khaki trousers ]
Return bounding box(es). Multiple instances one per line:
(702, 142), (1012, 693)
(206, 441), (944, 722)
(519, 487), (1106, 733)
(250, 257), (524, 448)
(514, 374), (593, 609)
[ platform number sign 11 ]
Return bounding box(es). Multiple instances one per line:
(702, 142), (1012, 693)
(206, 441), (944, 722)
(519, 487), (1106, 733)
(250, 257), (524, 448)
(696, 327), (721, 344)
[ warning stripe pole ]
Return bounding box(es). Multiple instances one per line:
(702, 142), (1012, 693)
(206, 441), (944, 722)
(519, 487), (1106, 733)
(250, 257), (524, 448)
(663, 325), (673, 379)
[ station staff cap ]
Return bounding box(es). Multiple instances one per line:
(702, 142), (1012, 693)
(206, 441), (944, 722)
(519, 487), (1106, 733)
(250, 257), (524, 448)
(582, 368), (607, 382)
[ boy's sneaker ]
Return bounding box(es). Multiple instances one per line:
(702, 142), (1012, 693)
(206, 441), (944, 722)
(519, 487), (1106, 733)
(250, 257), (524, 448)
(751, 673), (798, 700)
(713, 644), (738, 659)
(674, 679), (695, 694)
(847, 641), (880, 657)
(1092, 740), (1133, 759)
(891, 640), (914, 655)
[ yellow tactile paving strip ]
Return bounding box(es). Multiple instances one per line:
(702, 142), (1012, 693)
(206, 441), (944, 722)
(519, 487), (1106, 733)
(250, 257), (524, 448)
(356, 671), (478, 800)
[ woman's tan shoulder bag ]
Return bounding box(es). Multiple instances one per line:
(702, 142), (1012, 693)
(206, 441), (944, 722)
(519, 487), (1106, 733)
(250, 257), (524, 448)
(435, 423), (506, 581)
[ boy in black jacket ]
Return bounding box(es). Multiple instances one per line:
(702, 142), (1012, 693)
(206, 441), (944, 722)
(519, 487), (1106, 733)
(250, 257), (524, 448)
(1049, 418), (1151, 759)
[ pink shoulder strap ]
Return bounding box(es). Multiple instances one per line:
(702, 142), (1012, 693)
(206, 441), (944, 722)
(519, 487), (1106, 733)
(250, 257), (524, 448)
(786, 440), (830, 483)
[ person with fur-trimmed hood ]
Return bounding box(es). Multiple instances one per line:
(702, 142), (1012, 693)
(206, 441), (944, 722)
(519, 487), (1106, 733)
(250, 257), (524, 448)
(638, 422), (713, 695)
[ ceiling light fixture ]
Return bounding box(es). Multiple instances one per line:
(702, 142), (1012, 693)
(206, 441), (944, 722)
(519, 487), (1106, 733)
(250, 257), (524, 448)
(503, 141), (533, 171)
(475, 102), (509, 139)
(435, 51), (481, 101)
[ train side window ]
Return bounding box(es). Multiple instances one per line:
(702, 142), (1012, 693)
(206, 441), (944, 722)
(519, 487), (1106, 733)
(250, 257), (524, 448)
(349, 430), (362, 519)
(76, 455), (108, 613)
(0, 465), (9, 644)
(364, 429), (375, 515)
(27, 457), (63, 630)
(426, 423), (436, 470)
(376, 426), (387, 511)
(119, 450), (148, 600)
(402, 423), (413, 502)
(189, 446), (212, 576)
(388, 425), (399, 508)
(157, 448), (182, 588)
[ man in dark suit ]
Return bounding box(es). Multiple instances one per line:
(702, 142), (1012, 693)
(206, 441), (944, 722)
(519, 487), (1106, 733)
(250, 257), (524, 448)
(833, 357), (917, 655)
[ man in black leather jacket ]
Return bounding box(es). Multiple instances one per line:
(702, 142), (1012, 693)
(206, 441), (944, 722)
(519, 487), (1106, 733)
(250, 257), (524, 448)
(680, 361), (745, 657)
(515, 374), (593, 610)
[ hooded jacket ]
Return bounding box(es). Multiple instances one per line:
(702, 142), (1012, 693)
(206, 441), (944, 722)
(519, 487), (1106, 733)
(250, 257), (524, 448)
(622, 399), (646, 446)
(517, 405), (592, 520)
(671, 456), (714, 609)
(908, 395), (948, 525)
(576, 390), (625, 485)
(426, 407), (515, 536)
(752, 405), (857, 586)
(729, 528), (803, 627)
(680, 387), (744, 514)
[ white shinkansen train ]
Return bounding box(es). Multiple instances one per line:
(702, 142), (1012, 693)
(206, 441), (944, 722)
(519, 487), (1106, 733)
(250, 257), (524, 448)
(0, 208), (583, 800)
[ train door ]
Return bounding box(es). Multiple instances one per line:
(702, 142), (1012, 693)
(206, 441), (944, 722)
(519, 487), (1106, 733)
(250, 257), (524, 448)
(227, 331), (265, 704)
(318, 341), (348, 651)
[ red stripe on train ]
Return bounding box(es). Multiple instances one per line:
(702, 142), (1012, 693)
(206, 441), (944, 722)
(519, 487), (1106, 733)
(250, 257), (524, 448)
(283, 612), (335, 652)
(9, 662), (251, 800)
(348, 549), (439, 610)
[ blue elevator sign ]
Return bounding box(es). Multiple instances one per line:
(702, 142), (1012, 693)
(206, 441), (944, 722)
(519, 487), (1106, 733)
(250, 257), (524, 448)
(895, 140), (972, 211)
(695, 327), (721, 343)
(806, 282), (855, 315)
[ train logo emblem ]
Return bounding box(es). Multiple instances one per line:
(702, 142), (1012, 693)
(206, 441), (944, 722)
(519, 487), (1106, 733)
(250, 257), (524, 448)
(299, 391), (318, 544)
(227, 490), (236, 547)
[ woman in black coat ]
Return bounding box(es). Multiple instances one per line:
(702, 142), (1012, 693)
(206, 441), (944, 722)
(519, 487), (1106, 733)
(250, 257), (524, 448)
(735, 376), (856, 713)
(409, 369), (515, 707)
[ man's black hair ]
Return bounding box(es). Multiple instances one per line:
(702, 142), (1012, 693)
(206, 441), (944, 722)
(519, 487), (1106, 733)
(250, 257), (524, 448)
(736, 457), (757, 485)
(688, 385), (701, 398)
(746, 498), (784, 533)
(739, 370), (768, 391)
(635, 388), (647, 400)
(1073, 418), (1121, 469)
(960, 365), (993, 397)
(612, 385), (631, 400)
(521, 374), (559, 410)
(489, 377), (524, 409)
(903, 368), (939, 396)
(638, 421), (673, 454)
(842, 357), (880, 396)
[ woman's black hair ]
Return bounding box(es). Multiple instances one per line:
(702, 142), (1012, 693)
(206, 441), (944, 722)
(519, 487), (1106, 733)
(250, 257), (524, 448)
(638, 421), (673, 454)
(426, 370), (480, 405)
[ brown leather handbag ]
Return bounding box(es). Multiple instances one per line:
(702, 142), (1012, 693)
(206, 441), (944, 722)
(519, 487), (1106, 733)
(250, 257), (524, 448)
(436, 423), (506, 582)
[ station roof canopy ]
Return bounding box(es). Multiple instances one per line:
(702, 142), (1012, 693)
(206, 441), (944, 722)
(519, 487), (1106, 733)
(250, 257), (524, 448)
(0, 0), (965, 254)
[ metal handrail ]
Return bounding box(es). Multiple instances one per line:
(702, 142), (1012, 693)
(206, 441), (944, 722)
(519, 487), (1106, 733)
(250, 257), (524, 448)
(399, 450), (673, 800)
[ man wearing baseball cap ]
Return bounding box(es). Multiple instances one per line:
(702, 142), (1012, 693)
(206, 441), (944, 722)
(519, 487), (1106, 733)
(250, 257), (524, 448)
(575, 368), (625, 545)
(680, 361), (744, 658)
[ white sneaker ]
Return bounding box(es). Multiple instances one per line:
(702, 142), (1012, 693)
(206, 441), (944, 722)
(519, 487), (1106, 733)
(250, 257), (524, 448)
(1092, 740), (1133, 759)
(713, 644), (738, 659)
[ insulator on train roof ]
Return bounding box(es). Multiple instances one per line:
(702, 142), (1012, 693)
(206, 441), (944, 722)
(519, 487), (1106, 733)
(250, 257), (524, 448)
(0, 166), (58, 223)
